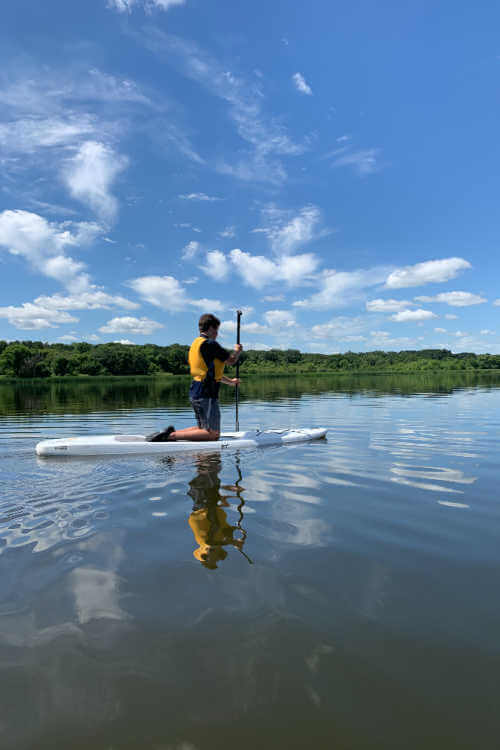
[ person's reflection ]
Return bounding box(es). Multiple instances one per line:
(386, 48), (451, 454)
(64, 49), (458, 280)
(187, 454), (250, 569)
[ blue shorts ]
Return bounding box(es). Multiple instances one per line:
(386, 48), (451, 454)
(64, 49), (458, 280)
(190, 397), (221, 433)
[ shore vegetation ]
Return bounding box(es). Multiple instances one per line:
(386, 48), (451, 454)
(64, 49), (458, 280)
(1, 340), (500, 379)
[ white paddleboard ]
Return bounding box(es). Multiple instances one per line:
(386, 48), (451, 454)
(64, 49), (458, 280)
(35, 428), (327, 457)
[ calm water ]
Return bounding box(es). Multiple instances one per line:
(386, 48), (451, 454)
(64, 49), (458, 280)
(1, 373), (500, 750)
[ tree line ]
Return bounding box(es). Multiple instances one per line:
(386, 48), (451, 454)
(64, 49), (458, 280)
(1, 340), (500, 378)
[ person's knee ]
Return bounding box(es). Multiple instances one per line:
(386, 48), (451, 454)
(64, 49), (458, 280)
(207, 430), (220, 441)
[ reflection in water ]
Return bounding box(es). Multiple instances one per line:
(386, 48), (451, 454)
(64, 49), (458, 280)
(187, 454), (252, 569)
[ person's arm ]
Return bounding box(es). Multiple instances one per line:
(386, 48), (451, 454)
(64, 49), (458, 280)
(220, 375), (240, 387)
(226, 343), (243, 366)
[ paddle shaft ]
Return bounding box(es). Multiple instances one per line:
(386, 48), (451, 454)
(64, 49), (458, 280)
(235, 310), (242, 431)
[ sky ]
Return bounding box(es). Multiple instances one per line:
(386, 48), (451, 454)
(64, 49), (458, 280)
(1, 0), (500, 354)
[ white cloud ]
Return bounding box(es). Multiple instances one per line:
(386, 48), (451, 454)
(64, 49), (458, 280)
(263, 310), (295, 328)
(262, 294), (284, 302)
(128, 274), (224, 312)
(391, 309), (437, 322)
(229, 249), (276, 288)
(336, 135), (351, 143)
(445, 313), (458, 320)
(181, 240), (201, 261)
(0, 115), (98, 154)
(310, 316), (368, 340)
(259, 205), (322, 254)
(178, 192), (222, 201)
(140, 31), (304, 185)
(99, 316), (164, 335)
(58, 334), (79, 342)
(221, 319), (269, 335)
(294, 266), (390, 310)
(63, 141), (128, 223)
(414, 291), (486, 307)
(369, 330), (417, 347)
(128, 275), (186, 311)
(292, 73), (313, 95)
(434, 327), (447, 333)
(0, 209), (101, 291)
(229, 248), (318, 289)
(108, 0), (185, 11)
(218, 226), (236, 239)
(386, 257), (471, 289)
(0, 302), (78, 330)
(366, 298), (414, 313)
(175, 223), (202, 233)
(205, 250), (230, 280)
(114, 339), (135, 345)
(43, 256), (91, 292)
(33, 291), (139, 311)
(480, 329), (494, 335)
(494, 300), (500, 307)
(331, 148), (380, 176)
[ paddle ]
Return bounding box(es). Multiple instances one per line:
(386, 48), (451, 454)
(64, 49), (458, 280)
(235, 309), (242, 431)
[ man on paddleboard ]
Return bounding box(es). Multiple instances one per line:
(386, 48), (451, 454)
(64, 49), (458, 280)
(147, 313), (242, 442)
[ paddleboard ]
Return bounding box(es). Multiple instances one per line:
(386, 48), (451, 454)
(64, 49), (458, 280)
(36, 427), (327, 457)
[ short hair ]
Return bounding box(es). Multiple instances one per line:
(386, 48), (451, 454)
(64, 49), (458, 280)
(198, 313), (221, 333)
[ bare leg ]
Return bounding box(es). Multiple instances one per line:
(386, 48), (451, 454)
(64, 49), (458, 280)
(170, 427), (219, 442)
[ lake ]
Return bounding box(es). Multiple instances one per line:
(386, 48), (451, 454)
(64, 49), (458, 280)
(1, 373), (500, 750)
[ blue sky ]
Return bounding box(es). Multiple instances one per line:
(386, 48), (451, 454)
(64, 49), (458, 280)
(1, 0), (499, 353)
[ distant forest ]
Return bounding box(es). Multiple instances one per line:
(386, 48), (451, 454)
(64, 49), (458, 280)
(1, 340), (500, 378)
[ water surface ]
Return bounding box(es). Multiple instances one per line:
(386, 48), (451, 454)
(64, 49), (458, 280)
(1, 373), (500, 749)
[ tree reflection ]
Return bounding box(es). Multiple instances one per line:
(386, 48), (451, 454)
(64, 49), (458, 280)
(187, 454), (251, 569)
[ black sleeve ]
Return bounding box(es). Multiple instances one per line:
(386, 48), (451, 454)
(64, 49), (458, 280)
(200, 340), (230, 365)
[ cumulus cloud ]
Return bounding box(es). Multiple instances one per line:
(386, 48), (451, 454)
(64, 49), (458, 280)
(33, 291), (139, 311)
(310, 316), (368, 340)
(99, 316), (164, 335)
(369, 330), (417, 347)
(229, 248), (318, 289)
(257, 205), (322, 254)
(0, 302), (78, 330)
(294, 266), (390, 310)
(0, 209), (101, 291)
(63, 141), (128, 223)
(128, 274), (224, 312)
(263, 309), (295, 328)
(414, 291), (487, 307)
(292, 73), (313, 95)
(221, 319), (269, 335)
(391, 309), (437, 322)
(218, 226), (236, 239)
(386, 257), (471, 289)
(205, 250), (230, 280)
(58, 334), (79, 342)
(181, 240), (201, 261)
(366, 298), (414, 313)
